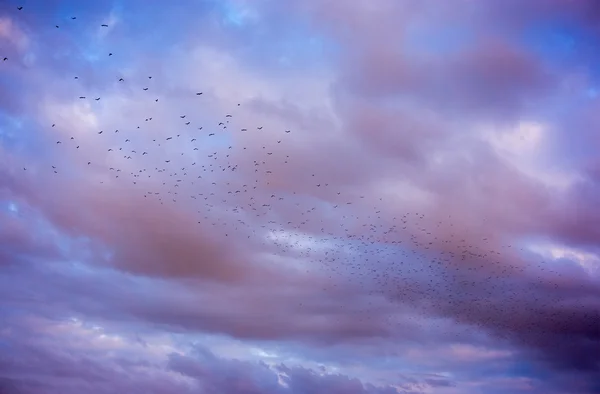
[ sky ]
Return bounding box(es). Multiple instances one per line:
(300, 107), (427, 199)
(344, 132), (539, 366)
(1, 0), (600, 393)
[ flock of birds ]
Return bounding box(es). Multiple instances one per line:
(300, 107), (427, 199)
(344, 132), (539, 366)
(3, 5), (596, 342)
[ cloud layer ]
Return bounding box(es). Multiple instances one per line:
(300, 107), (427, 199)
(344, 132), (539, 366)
(1, 0), (600, 393)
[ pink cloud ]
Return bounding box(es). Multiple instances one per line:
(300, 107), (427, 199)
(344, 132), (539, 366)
(1, 1), (600, 393)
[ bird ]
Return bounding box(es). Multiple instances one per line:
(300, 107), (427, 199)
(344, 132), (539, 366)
(17, 6), (23, 10)
(101, 24), (108, 27)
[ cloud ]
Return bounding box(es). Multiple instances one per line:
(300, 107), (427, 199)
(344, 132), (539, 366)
(0, 314), (440, 394)
(2, 1), (600, 393)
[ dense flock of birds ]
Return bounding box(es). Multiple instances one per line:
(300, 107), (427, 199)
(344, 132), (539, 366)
(3, 5), (597, 339)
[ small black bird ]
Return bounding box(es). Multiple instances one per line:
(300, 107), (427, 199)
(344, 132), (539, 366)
(17, 6), (23, 10)
(101, 24), (108, 27)
(196, 92), (202, 95)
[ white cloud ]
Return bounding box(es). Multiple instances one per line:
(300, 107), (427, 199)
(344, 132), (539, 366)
(482, 120), (579, 191)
